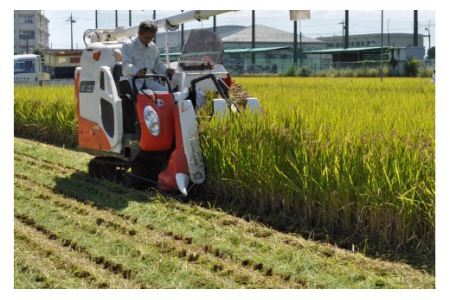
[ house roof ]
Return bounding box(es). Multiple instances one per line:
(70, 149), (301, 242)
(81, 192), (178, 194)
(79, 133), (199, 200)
(221, 25), (324, 44)
(155, 25), (245, 49)
(161, 46), (292, 57)
(154, 24), (324, 49)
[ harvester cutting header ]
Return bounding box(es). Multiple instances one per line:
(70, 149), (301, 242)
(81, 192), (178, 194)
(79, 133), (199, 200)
(74, 10), (262, 196)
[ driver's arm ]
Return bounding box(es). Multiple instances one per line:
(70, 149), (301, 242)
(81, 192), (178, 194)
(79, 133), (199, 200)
(152, 46), (167, 75)
(121, 42), (140, 77)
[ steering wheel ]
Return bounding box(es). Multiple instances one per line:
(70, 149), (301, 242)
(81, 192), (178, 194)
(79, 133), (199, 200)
(132, 74), (172, 96)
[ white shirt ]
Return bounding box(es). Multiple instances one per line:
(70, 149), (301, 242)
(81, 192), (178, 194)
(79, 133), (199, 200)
(121, 37), (167, 79)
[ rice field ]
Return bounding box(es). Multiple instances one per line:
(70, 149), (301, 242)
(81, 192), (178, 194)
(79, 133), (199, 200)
(14, 85), (76, 146)
(13, 137), (435, 288)
(14, 77), (435, 262)
(201, 78), (435, 258)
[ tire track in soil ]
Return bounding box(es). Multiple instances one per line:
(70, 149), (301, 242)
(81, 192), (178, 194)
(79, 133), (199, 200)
(14, 150), (82, 172)
(14, 205), (277, 288)
(15, 170), (303, 288)
(15, 213), (148, 288)
(15, 220), (139, 288)
(14, 241), (60, 288)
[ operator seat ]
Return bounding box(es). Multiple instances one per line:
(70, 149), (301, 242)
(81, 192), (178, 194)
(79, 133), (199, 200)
(112, 49), (136, 134)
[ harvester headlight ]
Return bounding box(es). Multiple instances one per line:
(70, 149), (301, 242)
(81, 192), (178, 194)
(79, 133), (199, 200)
(143, 105), (160, 136)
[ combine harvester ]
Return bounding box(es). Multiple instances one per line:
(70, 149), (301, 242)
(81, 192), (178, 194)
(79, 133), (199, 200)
(74, 10), (263, 195)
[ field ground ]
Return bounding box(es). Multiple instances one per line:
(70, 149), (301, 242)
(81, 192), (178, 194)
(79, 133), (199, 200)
(14, 137), (434, 288)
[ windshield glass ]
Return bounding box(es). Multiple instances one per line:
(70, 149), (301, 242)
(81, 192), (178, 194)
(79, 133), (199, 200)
(179, 29), (224, 67)
(14, 59), (35, 75)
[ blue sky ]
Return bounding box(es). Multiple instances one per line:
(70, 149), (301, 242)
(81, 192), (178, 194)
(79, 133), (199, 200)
(43, 10), (435, 50)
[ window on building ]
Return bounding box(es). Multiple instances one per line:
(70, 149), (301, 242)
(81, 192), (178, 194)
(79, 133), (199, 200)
(19, 30), (35, 40)
(21, 15), (34, 24)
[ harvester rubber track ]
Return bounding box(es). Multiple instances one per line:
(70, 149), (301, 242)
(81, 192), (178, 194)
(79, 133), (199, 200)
(87, 157), (160, 190)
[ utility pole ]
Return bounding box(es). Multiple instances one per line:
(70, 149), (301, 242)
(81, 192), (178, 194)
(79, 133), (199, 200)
(66, 13), (76, 52)
(344, 10), (349, 48)
(380, 10), (384, 81)
(129, 10), (132, 27)
(299, 21), (303, 66)
(181, 10), (184, 51)
(293, 20), (298, 65)
(251, 10), (255, 65)
(289, 11), (311, 66)
(213, 16), (216, 32)
(95, 10), (98, 29)
(115, 10), (118, 28)
(413, 10), (418, 46)
(153, 11), (156, 43)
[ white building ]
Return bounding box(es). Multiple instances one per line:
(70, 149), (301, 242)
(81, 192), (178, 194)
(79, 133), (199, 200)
(14, 10), (49, 54)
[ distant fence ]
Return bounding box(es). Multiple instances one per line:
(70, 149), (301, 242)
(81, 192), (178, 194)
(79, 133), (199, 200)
(224, 59), (435, 76)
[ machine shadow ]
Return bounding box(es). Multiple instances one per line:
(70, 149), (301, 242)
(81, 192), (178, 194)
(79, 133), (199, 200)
(53, 171), (155, 211)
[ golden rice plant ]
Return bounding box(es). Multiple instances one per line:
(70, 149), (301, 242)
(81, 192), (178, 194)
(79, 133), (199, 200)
(14, 85), (77, 146)
(200, 77), (434, 255)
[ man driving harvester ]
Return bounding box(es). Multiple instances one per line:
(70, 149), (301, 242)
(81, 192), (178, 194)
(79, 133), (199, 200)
(121, 21), (175, 91)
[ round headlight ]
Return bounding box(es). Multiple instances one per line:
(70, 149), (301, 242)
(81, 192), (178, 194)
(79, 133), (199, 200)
(143, 105), (160, 136)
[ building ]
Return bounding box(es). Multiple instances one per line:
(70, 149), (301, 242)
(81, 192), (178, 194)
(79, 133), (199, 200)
(318, 33), (424, 49)
(42, 49), (82, 79)
(14, 10), (49, 54)
(155, 25), (326, 73)
(220, 25), (325, 51)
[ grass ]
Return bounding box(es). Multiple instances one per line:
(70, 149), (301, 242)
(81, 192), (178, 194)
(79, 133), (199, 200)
(14, 77), (435, 263)
(14, 137), (434, 288)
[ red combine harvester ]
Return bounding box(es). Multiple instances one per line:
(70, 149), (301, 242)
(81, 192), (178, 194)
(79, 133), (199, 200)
(74, 10), (262, 195)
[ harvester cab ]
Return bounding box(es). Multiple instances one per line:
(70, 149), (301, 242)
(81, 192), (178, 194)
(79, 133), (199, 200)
(74, 10), (262, 195)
